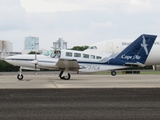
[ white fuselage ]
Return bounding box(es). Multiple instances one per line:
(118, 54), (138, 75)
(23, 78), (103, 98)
(85, 38), (160, 65)
(5, 34), (157, 73)
(4, 50), (128, 73)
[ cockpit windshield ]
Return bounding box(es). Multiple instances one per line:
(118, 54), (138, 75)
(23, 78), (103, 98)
(43, 50), (53, 56)
(43, 50), (61, 58)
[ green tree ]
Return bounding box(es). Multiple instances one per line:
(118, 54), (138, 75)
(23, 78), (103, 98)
(70, 46), (89, 51)
(28, 51), (40, 54)
(0, 60), (19, 72)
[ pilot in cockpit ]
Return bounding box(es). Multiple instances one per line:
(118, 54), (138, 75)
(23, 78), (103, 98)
(54, 50), (60, 58)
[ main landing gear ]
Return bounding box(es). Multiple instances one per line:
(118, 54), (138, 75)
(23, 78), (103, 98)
(16, 68), (71, 81)
(17, 68), (23, 80)
(111, 70), (116, 76)
(59, 71), (71, 80)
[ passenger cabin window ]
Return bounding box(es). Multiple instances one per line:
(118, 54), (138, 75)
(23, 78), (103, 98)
(96, 56), (102, 59)
(66, 52), (72, 57)
(83, 54), (89, 58)
(90, 55), (95, 59)
(74, 53), (81, 57)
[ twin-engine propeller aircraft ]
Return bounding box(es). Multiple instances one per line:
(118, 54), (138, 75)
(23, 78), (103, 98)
(5, 34), (157, 80)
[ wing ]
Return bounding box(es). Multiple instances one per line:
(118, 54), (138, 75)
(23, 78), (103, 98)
(55, 58), (80, 71)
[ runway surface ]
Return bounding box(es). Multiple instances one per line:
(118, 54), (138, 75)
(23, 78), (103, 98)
(0, 73), (160, 119)
(0, 88), (160, 120)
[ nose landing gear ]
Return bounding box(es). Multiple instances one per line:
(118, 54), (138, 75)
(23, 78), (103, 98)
(17, 68), (24, 80)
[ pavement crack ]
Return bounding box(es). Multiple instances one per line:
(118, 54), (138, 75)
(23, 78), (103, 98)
(49, 78), (58, 88)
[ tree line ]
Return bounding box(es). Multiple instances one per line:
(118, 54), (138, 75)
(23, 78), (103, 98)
(0, 60), (19, 72)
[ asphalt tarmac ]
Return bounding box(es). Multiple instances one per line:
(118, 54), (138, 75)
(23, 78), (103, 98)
(0, 88), (160, 120)
(0, 73), (160, 119)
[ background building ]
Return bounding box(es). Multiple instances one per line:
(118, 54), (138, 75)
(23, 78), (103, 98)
(22, 36), (39, 54)
(24, 36), (39, 50)
(0, 40), (12, 52)
(53, 38), (67, 50)
(0, 40), (13, 59)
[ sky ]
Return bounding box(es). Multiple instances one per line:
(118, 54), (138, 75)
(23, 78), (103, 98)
(0, 0), (160, 51)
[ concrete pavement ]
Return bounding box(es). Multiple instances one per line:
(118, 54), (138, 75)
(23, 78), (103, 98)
(0, 73), (160, 89)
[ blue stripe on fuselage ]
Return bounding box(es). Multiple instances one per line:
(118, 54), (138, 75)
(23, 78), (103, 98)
(78, 59), (125, 66)
(5, 58), (34, 61)
(5, 58), (126, 66)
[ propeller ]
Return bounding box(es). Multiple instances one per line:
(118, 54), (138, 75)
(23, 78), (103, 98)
(35, 51), (38, 75)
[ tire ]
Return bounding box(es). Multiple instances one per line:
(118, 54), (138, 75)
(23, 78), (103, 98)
(17, 74), (23, 80)
(59, 71), (64, 79)
(111, 70), (116, 76)
(62, 73), (71, 80)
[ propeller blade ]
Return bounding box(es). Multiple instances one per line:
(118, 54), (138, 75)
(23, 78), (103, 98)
(35, 51), (37, 75)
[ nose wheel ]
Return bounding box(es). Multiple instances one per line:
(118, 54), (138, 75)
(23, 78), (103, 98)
(17, 74), (23, 80)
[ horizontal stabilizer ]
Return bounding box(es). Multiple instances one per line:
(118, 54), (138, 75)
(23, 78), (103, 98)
(125, 62), (145, 67)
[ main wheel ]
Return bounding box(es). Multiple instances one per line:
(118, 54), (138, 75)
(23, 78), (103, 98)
(17, 74), (23, 80)
(59, 71), (64, 79)
(60, 73), (71, 80)
(111, 70), (116, 76)
(63, 73), (71, 80)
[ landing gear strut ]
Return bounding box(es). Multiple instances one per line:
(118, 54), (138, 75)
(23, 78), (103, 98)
(59, 71), (71, 80)
(17, 68), (23, 80)
(111, 70), (116, 76)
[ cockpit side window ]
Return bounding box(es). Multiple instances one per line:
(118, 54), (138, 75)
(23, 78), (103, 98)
(49, 50), (61, 58)
(53, 50), (61, 58)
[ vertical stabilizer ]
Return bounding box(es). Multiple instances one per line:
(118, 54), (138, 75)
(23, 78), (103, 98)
(115, 34), (157, 64)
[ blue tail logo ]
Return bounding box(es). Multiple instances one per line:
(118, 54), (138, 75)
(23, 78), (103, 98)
(141, 35), (148, 55)
(115, 34), (157, 64)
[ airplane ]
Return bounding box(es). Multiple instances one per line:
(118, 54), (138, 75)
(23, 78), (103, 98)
(4, 34), (157, 80)
(85, 34), (160, 70)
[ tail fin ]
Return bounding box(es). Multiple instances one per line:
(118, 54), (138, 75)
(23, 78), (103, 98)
(115, 34), (157, 64)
